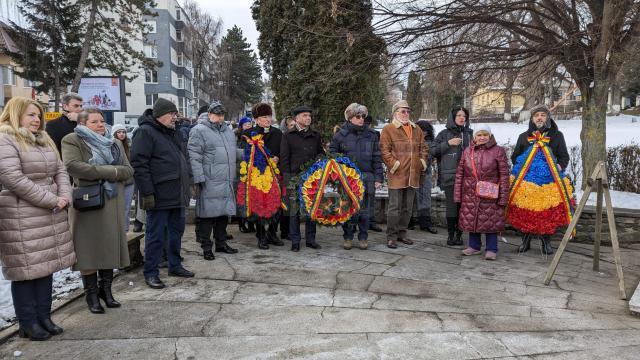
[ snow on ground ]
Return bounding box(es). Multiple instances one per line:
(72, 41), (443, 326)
(431, 114), (640, 147)
(1, 116), (638, 330)
(575, 189), (640, 211)
(0, 269), (81, 329)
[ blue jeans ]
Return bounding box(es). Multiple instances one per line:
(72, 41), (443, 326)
(289, 215), (316, 246)
(11, 275), (53, 327)
(144, 208), (185, 278)
(342, 191), (371, 240)
(469, 232), (498, 252)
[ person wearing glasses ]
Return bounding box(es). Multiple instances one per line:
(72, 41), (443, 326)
(329, 103), (383, 250)
(379, 100), (429, 249)
(131, 98), (194, 289)
(432, 106), (473, 246)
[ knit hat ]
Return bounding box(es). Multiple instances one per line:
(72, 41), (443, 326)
(252, 103), (273, 118)
(292, 105), (313, 116)
(473, 123), (492, 137)
(344, 103), (368, 121)
(111, 124), (126, 136)
(208, 100), (226, 115)
(392, 100), (411, 114)
(238, 117), (252, 129)
(152, 98), (178, 118)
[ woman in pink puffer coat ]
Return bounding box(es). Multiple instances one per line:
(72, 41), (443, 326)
(454, 124), (510, 260)
(0, 97), (76, 340)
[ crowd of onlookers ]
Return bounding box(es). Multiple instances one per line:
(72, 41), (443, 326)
(0, 92), (570, 341)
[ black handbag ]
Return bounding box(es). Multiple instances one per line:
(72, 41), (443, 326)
(72, 182), (105, 211)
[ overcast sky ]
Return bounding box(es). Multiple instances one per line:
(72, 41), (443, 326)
(191, 0), (260, 52)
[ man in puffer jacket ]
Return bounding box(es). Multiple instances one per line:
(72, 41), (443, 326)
(131, 98), (195, 289)
(188, 101), (240, 261)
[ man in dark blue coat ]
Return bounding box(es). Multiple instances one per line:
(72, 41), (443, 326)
(329, 103), (383, 250)
(131, 98), (195, 289)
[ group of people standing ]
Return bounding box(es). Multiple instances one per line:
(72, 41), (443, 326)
(0, 91), (571, 342)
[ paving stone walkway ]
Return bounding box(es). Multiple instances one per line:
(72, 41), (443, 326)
(2, 225), (640, 359)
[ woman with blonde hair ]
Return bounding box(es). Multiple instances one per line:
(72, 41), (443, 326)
(62, 108), (133, 314)
(0, 97), (76, 340)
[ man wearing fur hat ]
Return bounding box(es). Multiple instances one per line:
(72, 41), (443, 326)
(131, 98), (195, 289)
(241, 102), (285, 250)
(508, 104), (571, 255)
(380, 100), (429, 249)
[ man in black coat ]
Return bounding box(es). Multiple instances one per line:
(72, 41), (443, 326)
(46, 93), (83, 156)
(280, 105), (325, 252)
(511, 104), (569, 254)
(432, 106), (473, 246)
(131, 98), (194, 289)
(329, 103), (383, 250)
(241, 103), (285, 250)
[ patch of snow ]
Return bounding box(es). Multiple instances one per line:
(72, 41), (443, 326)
(575, 189), (640, 210)
(0, 269), (81, 330)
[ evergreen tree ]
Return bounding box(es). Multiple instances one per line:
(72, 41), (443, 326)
(215, 25), (263, 120)
(70, 0), (156, 92)
(406, 71), (423, 120)
(4, 0), (83, 110)
(252, 0), (387, 138)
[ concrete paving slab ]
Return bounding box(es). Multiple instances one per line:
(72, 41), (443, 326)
(232, 282), (334, 307)
(495, 329), (640, 355)
(316, 307), (442, 333)
(332, 289), (380, 309)
(372, 293), (531, 316)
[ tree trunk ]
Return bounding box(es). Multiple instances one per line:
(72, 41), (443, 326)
(579, 83), (608, 189)
(71, 0), (99, 92)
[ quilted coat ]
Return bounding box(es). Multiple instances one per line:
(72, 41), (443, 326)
(454, 137), (510, 233)
(0, 125), (76, 281)
(188, 115), (241, 218)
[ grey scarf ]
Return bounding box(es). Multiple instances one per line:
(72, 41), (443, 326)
(74, 125), (121, 198)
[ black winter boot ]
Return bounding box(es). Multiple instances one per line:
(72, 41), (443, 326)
(82, 273), (105, 314)
(239, 218), (250, 233)
(446, 217), (456, 246)
(454, 229), (464, 246)
(517, 233), (531, 253)
(541, 235), (554, 255)
(98, 269), (121, 308)
(258, 237), (269, 250)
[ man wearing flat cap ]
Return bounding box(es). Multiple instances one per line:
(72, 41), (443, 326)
(280, 105), (325, 252)
(131, 98), (195, 289)
(380, 100), (429, 249)
(188, 100), (240, 262)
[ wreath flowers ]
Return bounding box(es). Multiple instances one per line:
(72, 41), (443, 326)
(236, 132), (286, 220)
(297, 156), (365, 226)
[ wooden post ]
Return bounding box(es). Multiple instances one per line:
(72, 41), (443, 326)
(601, 167), (627, 300)
(543, 161), (627, 300)
(593, 178), (603, 272)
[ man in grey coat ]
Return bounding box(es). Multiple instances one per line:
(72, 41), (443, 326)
(188, 100), (239, 261)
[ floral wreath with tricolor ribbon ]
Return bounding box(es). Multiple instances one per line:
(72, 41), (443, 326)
(297, 155), (365, 226)
(236, 131), (287, 221)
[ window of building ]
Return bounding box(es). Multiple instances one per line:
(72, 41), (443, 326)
(1, 66), (16, 86)
(145, 93), (159, 106)
(177, 74), (184, 89)
(176, 29), (183, 42)
(177, 52), (183, 66)
(184, 77), (192, 93)
(145, 20), (157, 33)
(176, 6), (182, 21)
(143, 43), (157, 58)
(178, 97), (187, 115)
(145, 68), (158, 83)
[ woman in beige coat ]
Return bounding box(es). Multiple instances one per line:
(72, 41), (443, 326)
(0, 97), (76, 340)
(62, 108), (133, 314)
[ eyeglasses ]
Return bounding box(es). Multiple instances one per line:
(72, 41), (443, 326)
(354, 114), (367, 119)
(398, 109), (412, 115)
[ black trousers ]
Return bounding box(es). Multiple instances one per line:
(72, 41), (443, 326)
(196, 216), (228, 252)
(256, 214), (279, 240)
(11, 275), (53, 327)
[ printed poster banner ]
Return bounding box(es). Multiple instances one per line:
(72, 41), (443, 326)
(78, 77), (125, 112)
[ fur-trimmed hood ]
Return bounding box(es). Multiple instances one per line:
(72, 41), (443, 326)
(0, 123), (53, 147)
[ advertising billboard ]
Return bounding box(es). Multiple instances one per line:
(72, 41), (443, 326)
(78, 76), (126, 112)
